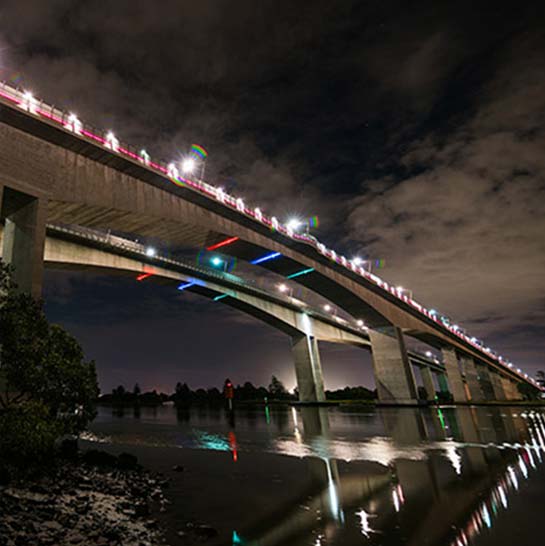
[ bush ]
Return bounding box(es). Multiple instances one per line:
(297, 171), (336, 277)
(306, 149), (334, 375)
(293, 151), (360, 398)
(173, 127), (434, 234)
(0, 260), (99, 478)
(0, 401), (61, 479)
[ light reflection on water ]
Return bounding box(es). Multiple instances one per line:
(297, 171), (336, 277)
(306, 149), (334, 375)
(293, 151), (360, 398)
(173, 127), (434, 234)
(89, 405), (545, 546)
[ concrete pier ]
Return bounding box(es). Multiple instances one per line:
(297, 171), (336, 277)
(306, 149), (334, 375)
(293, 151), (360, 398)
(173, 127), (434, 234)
(501, 377), (521, 400)
(0, 185), (46, 297)
(420, 367), (437, 401)
(442, 348), (468, 402)
(475, 364), (496, 400)
(369, 327), (418, 404)
(292, 334), (326, 403)
(460, 356), (484, 402)
(489, 371), (506, 401)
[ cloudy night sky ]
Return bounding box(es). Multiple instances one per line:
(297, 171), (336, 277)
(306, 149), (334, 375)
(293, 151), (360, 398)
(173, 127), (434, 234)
(1, 1), (544, 393)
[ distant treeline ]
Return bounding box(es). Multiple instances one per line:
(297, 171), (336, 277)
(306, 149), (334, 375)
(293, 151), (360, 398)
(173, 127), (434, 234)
(97, 376), (377, 407)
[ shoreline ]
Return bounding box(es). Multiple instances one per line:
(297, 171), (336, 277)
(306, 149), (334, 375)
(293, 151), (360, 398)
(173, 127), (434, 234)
(0, 448), (171, 546)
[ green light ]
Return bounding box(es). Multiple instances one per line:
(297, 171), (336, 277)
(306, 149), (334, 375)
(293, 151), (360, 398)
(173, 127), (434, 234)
(232, 530), (245, 545)
(211, 256), (223, 266)
(286, 267), (314, 279)
(214, 294), (228, 301)
(264, 404), (270, 425)
(437, 408), (446, 430)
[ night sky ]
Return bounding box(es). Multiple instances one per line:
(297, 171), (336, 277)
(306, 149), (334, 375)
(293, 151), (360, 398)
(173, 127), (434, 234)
(1, 1), (544, 393)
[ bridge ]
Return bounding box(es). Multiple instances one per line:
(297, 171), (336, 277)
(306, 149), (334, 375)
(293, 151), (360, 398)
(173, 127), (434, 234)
(0, 82), (541, 404)
(0, 222), (450, 403)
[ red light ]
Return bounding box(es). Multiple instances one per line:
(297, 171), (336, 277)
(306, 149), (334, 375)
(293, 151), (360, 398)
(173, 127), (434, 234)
(136, 273), (153, 282)
(206, 236), (239, 251)
(228, 431), (238, 463)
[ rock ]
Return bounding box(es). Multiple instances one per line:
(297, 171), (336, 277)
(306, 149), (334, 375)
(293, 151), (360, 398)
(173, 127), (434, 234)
(82, 450), (118, 467)
(172, 465), (184, 472)
(134, 502), (150, 517)
(59, 437), (79, 460)
(117, 452), (138, 470)
(41, 521), (63, 532)
(194, 524), (219, 540)
(4, 489), (50, 504)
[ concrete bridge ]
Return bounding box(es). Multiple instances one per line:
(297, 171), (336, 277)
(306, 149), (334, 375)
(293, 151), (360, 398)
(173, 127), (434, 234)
(0, 223), (450, 403)
(0, 82), (540, 403)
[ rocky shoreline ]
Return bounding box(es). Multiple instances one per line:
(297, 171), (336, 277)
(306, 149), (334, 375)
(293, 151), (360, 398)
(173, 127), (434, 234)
(0, 449), (172, 546)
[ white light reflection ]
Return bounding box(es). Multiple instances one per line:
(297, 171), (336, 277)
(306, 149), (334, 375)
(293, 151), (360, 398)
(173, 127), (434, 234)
(518, 457), (528, 478)
(324, 458), (342, 521)
(481, 503), (491, 528)
(497, 484), (508, 508)
(445, 445), (463, 475)
(524, 446), (536, 469)
(508, 466), (519, 490)
(356, 509), (375, 537)
(291, 407), (298, 428)
(392, 488), (400, 512)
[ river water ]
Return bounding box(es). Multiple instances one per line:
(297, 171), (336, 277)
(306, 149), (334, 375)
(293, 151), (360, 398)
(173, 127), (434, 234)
(87, 404), (545, 546)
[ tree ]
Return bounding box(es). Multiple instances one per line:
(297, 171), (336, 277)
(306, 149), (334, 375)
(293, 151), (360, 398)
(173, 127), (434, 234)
(133, 383), (141, 397)
(173, 382), (191, 406)
(518, 381), (539, 401)
(268, 375), (287, 398)
(0, 259), (98, 435)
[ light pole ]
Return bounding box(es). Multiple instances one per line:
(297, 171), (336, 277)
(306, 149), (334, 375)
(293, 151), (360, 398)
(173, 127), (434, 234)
(396, 286), (413, 299)
(210, 255), (228, 272)
(277, 283), (293, 298)
(352, 257), (372, 273)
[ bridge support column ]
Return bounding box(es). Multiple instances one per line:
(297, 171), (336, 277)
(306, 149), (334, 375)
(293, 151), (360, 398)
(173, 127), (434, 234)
(437, 373), (449, 395)
(475, 364), (495, 400)
(502, 378), (520, 401)
(291, 334), (326, 403)
(369, 327), (418, 404)
(420, 367), (437, 401)
(460, 356), (484, 402)
(0, 185), (46, 297)
(489, 371), (506, 401)
(442, 348), (468, 402)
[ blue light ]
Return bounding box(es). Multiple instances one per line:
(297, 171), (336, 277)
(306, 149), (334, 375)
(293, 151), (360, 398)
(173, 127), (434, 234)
(286, 267), (314, 279)
(177, 281), (195, 291)
(211, 256), (223, 266)
(250, 251), (281, 265)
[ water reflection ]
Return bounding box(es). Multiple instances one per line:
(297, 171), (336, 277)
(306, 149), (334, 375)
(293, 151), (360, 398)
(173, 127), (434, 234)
(89, 404), (545, 546)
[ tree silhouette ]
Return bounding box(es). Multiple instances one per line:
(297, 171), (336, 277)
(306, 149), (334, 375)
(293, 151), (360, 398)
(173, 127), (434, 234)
(268, 375), (287, 398)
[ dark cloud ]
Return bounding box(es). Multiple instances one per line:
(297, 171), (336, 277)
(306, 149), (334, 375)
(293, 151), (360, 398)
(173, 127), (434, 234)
(347, 30), (545, 374)
(2, 0), (544, 387)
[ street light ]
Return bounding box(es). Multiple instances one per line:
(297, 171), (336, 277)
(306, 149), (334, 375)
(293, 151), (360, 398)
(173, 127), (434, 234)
(352, 257), (372, 272)
(146, 247), (156, 257)
(210, 256), (228, 271)
(396, 286), (413, 299)
(182, 158), (195, 174)
(287, 219), (302, 230)
(277, 283), (293, 297)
